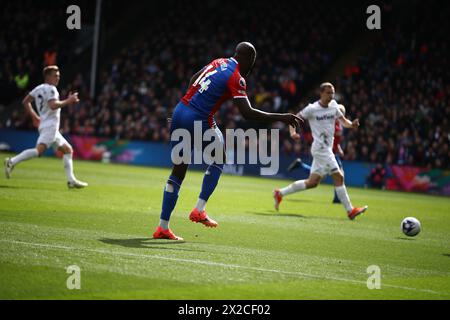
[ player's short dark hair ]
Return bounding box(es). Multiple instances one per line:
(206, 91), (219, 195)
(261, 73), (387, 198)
(319, 82), (334, 92)
(43, 65), (59, 78)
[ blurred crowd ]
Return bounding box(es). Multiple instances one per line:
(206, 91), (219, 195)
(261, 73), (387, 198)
(0, 0), (81, 104)
(337, 1), (449, 170)
(57, 0), (357, 143)
(281, 1), (450, 170)
(2, 0), (449, 169)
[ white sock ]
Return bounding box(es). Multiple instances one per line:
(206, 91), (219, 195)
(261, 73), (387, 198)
(335, 185), (353, 212)
(280, 180), (306, 196)
(63, 153), (76, 182)
(196, 199), (206, 212)
(10, 148), (39, 166)
(159, 219), (169, 230)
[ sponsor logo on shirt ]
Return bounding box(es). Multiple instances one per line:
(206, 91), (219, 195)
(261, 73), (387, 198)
(316, 114), (335, 121)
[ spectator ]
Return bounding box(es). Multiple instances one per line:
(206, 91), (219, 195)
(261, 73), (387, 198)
(2, 0), (449, 170)
(43, 48), (57, 66)
(14, 68), (29, 92)
(367, 163), (387, 189)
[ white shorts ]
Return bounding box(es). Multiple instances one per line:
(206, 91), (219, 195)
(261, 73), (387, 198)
(310, 151), (341, 177)
(36, 126), (69, 149)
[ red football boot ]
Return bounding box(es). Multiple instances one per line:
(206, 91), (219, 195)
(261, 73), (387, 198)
(273, 189), (283, 211)
(189, 208), (218, 228)
(152, 226), (184, 241)
(347, 205), (368, 220)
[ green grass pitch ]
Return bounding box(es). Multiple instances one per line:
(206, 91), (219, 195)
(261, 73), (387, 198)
(0, 152), (449, 299)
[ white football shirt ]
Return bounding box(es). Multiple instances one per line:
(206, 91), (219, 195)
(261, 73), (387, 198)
(298, 99), (344, 155)
(29, 83), (60, 130)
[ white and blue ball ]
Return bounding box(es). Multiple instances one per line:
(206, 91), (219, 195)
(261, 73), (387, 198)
(401, 217), (421, 237)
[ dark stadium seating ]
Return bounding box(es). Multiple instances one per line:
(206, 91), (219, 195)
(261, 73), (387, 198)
(2, 0), (449, 169)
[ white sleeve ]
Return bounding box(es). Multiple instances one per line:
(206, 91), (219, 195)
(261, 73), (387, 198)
(29, 86), (39, 99)
(336, 107), (344, 118)
(299, 105), (311, 119)
(47, 86), (59, 101)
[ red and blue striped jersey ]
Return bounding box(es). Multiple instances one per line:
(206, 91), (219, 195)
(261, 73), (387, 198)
(181, 57), (247, 126)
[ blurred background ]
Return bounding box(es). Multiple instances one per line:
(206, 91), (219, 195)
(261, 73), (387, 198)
(0, 0), (449, 195)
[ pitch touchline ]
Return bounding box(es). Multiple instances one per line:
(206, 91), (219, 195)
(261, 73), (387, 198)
(1, 239), (448, 296)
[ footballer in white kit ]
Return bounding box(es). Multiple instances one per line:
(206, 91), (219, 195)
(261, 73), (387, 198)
(300, 99), (343, 177)
(4, 65), (88, 188)
(274, 82), (368, 220)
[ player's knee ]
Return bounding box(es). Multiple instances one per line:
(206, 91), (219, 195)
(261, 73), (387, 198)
(307, 180), (319, 188)
(64, 145), (73, 155)
(333, 172), (344, 185)
(36, 146), (46, 156)
(171, 172), (186, 183)
(172, 164), (188, 182)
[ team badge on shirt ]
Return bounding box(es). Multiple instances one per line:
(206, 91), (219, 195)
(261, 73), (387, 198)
(239, 77), (246, 88)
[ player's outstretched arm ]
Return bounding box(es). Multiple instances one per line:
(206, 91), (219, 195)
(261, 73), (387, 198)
(339, 116), (360, 129)
(48, 92), (79, 110)
(234, 97), (303, 129)
(22, 94), (40, 128)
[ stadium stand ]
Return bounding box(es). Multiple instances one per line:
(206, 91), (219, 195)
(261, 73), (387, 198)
(1, 0), (449, 169)
(335, 0), (450, 169)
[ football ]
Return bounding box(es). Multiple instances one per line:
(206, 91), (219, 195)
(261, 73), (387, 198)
(401, 217), (421, 237)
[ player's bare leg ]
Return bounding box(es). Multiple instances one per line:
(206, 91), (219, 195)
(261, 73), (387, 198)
(153, 163), (188, 240)
(274, 173), (321, 211)
(332, 171), (367, 220)
(4, 144), (47, 179)
(59, 144), (88, 189)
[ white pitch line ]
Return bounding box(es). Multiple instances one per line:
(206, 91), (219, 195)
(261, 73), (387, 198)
(1, 239), (449, 297)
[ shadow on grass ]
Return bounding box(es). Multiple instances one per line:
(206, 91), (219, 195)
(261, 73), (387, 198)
(284, 198), (316, 203)
(248, 211), (308, 219)
(0, 185), (21, 189)
(99, 237), (205, 253)
(442, 254), (450, 258)
(396, 237), (416, 241)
